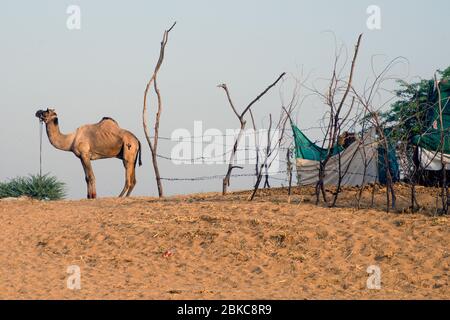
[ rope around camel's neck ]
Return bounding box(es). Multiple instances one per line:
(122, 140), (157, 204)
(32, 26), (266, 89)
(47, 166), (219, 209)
(39, 120), (43, 177)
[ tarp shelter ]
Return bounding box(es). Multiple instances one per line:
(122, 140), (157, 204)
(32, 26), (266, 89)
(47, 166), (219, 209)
(412, 80), (450, 170)
(418, 148), (450, 171)
(292, 124), (400, 186)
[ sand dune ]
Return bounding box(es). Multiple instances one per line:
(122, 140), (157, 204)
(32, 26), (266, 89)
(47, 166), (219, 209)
(0, 186), (448, 299)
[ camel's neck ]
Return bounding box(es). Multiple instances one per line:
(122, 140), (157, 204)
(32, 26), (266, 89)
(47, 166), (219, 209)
(45, 118), (75, 152)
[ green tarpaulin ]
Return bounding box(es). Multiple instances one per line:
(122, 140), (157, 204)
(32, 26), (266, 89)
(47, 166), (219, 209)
(412, 80), (450, 153)
(291, 123), (343, 161)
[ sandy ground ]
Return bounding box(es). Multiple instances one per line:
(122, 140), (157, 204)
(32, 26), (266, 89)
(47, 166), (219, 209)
(0, 185), (448, 300)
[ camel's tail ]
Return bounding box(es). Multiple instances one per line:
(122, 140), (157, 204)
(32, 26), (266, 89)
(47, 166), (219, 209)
(136, 140), (143, 167)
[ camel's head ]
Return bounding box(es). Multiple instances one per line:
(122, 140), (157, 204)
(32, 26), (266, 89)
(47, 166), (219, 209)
(338, 131), (357, 149)
(35, 108), (57, 124)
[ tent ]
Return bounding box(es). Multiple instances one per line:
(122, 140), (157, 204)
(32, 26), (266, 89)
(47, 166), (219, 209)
(412, 80), (450, 171)
(291, 124), (400, 186)
(418, 148), (450, 171)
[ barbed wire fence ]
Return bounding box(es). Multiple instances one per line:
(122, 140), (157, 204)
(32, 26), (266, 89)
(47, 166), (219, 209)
(147, 130), (299, 185)
(143, 127), (381, 186)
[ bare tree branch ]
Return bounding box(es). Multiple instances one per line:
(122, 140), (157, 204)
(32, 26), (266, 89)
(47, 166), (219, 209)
(142, 22), (176, 197)
(218, 72), (286, 195)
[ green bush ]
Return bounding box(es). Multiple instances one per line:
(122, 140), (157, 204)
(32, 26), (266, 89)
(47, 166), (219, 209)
(0, 174), (66, 200)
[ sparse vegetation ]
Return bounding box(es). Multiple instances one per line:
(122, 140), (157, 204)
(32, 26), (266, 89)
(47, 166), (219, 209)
(0, 174), (66, 200)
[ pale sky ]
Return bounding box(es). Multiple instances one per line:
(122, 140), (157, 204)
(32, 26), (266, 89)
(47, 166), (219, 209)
(1, 0), (449, 199)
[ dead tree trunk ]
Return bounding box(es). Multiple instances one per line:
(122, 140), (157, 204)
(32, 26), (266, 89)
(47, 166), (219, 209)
(405, 143), (419, 212)
(380, 129), (396, 212)
(218, 72), (286, 195)
(263, 114), (273, 189)
(435, 75), (448, 215)
(287, 147), (293, 203)
(249, 109), (260, 177)
(316, 34), (362, 206)
(142, 22), (176, 197)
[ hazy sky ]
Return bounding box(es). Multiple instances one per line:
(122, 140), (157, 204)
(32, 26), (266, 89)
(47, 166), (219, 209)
(1, 0), (449, 199)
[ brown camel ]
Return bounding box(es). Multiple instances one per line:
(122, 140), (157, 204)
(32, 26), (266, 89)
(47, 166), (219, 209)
(35, 108), (142, 199)
(338, 131), (357, 149)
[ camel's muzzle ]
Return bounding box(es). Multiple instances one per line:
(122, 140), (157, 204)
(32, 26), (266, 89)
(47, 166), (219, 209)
(35, 110), (45, 121)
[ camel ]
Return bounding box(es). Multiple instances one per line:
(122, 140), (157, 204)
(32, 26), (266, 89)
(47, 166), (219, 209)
(35, 108), (142, 199)
(338, 131), (357, 149)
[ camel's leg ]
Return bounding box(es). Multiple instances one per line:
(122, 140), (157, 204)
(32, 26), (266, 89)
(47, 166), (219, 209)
(80, 157), (92, 199)
(119, 159), (132, 197)
(125, 167), (137, 197)
(120, 139), (139, 197)
(80, 157), (91, 199)
(81, 154), (96, 199)
(125, 143), (139, 197)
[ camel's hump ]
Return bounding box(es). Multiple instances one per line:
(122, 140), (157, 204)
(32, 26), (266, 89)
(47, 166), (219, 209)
(99, 117), (118, 124)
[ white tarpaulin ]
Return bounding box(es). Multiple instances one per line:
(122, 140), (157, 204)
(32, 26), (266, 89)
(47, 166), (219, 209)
(296, 128), (379, 186)
(418, 147), (450, 171)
